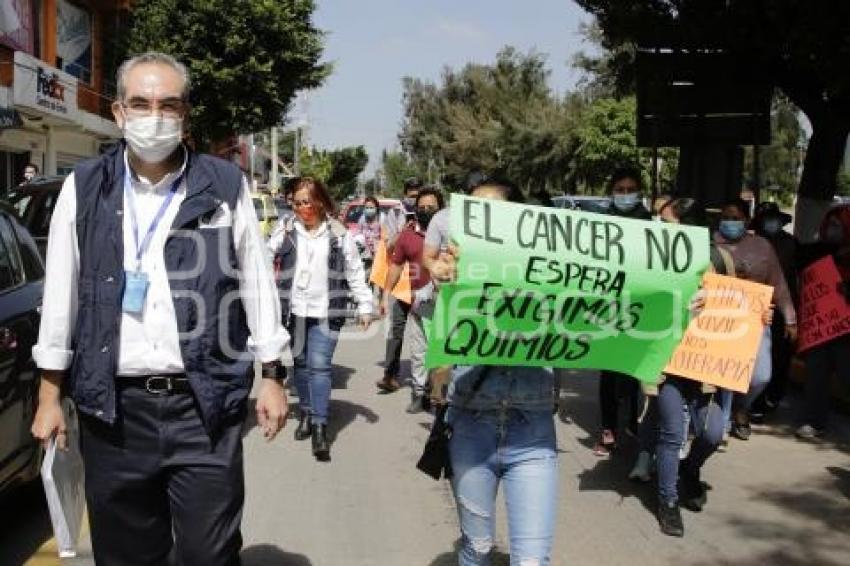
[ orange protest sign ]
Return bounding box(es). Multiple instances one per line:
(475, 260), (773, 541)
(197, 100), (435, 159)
(664, 273), (774, 393)
(369, 238), (413, 304)
(797, 256), (850, 352)
(369, 239), (389, 287)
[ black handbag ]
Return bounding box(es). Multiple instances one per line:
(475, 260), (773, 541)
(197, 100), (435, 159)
(416, 367), (490, 481)
(416, 403), (452, 480)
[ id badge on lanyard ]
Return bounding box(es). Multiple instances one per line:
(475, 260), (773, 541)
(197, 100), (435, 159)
(122, 270), (150, 314)
(121, 168), (181, 314)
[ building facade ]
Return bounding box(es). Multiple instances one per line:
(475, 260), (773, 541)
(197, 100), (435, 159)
(0, 0), (125, 189)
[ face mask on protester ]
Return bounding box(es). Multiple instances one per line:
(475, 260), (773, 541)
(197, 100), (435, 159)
(761, 218), (783, 236)
(416, 209), (435, 229)
(364, 207), (377, 220)
(123, 114), (183, 163)
(719, 220), (747, 241)
(296, 204), (318, 226)
(613, 192), (640, 212)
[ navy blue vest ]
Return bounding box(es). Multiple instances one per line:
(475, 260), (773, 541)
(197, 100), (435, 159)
(272, 217), (351, 330)
(70, 143), (251, 435)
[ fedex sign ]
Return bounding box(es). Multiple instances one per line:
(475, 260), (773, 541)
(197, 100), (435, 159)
(13, 51), (78, 120)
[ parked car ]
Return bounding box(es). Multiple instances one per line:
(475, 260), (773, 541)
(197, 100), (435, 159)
(0, 205), (45, 495)
(252, 193), (279, 238)
(340, 198), (402, 231)
(552, 195), (611, 213)
(2, 176), (64, 259)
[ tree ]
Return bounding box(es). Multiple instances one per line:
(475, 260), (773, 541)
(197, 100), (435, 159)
(400, 47), (579, 193)
(297, 147), (333, 185)
(573, 97), (640, 188)
(571, 96), (679, 193)
(326, 146), (369, 198)
(378, 150), (422, 196)
(574, 0), (850, 202)
(744, 95), (806, 205)
(296, 146), (369, 201)
(571, 22), (635, 99)
(126, 0), (330, 146)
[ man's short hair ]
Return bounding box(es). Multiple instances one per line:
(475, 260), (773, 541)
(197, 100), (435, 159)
(403, 177), (423, 192)
(608, 166), (643, 192)
(24, 163), (38, 173)
(117, 52), (191, 102)
(415, 187), (444, 209)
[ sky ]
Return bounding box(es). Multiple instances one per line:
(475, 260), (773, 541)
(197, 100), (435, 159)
(303, 0), (593, 176)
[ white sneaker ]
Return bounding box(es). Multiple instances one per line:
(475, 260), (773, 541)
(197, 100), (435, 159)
(629, 451), (653, 482)
(795, 424), (825, 440)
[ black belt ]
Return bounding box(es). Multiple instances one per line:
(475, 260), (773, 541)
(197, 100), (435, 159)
(118, 374), (192, 395)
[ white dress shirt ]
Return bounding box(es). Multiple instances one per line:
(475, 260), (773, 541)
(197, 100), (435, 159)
(32, 149), (289, 375)
(267, 218), (374, 318)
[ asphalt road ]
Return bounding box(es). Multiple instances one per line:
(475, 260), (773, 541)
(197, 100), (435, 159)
(4, 321), (850, 565)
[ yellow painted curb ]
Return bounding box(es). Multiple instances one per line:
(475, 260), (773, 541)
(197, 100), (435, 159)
(24, 512), (89, 565)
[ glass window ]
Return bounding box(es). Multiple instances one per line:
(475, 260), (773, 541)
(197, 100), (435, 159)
(12, 221), (44, 281)
(56, 0), (92, 83)
(0, 217), (22, 291)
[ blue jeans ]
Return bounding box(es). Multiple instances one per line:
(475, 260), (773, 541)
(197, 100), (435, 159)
(289, 317), (339, 425)
(448, 408), (558, 566)
(656, 377), (725, 504)
(721, 326), (773, 426)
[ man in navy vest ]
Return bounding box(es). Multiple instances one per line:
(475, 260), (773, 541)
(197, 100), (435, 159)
(30, 52), (289, 565)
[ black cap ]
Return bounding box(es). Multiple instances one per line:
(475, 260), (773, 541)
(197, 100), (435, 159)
(754, 201), (792, 225)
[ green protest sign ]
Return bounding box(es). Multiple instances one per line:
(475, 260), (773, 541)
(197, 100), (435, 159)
(424, 195), (711, 383)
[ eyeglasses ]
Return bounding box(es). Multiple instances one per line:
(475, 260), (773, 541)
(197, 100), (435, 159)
(293, 199), (314, 208)
(121, 97), (187, 119)
(417, 206), (438, 213)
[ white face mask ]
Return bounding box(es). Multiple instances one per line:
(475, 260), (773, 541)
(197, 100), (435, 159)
(123, 115), (183, 163)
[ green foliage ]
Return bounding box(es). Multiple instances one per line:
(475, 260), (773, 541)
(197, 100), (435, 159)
(573, 97), (639, 188)
(126, 0), (330, 146)
(400, 47), (578, 193)
(326, 146), (369, 198)
(571, 22), (635, 98)
(297, 146), (368, 201)
(744, 94), (806, 204)
(378, 150), (422, 196)
(572, 96), (678, 193)
(298, 147), (333, 185)
(574, 0), (850, 199)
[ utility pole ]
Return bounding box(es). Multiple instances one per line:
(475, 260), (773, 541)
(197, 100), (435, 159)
(249, 133), (255, 191)
(293, 127), (301, 176)
(270, 126), (279, 193)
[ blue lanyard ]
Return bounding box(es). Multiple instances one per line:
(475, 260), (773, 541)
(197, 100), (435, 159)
(123, 169), (182, 270)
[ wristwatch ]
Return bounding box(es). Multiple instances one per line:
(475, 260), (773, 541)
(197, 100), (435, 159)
(261, 361), (285, 383)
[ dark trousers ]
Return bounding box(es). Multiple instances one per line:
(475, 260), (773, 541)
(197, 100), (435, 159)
(760, 311), (794, 406)
(383, 297), (411, 378)
(81, 385), (244, 566)
(599, 370), (639, 436)
(801, 334), (850, 429)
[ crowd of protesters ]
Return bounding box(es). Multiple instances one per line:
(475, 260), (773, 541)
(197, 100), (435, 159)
(29, 49), (850, 566)
(339, 167), (850, 557)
